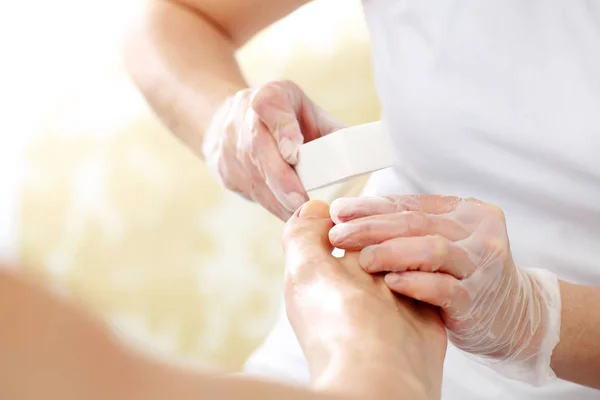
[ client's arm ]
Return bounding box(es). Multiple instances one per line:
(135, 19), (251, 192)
(0, 269), (342, 400)
(0, 200), (446, 400)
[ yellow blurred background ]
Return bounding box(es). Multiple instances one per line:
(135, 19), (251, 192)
(3, 0), (380, 371)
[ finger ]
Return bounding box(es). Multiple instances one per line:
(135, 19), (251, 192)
(384, 271), (469, 314)
(241, 112), (308, 217)
(330, 195), (465, 223)
(250, 81), (306, 164)
(240, 147), (297, 220)
(329, 212), (469, 250)
(303, 100), (346, 139)
(330, 196), (399, 224)
(282, 200), (335, 281)
(224, 153), (289, 219)
(359, 235), (476, 279)
(337, 250), (398, 297)
(392, 293), (445, 327)
(251, 180), (295, 220)
(213, 147), (252, 196)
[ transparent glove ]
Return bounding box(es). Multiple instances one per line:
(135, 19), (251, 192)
(202, 80), (345, 220)
(328, 195), (562, 386)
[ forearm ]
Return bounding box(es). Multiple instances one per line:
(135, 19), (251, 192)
(123, 1), (247, 154)
(550, 280), (600, 388)
(123, 0), (310, 155)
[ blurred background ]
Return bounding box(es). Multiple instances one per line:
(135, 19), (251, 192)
(0, 0), (380, 371)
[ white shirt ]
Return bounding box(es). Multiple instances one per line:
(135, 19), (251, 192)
(245, 1), (600, 398)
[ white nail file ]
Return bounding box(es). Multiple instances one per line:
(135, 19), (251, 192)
(295, 121), (395, 191)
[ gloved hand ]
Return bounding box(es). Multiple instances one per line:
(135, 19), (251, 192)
(283, 200), (446, 398)
(328, 195), (562, 385)
(202, 80), (345, 220)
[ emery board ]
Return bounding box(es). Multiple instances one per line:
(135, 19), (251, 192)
(295, 121), (395, 191)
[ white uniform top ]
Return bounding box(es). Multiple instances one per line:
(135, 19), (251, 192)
(245, 1), (600, 398)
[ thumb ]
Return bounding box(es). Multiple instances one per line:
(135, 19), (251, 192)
(282, 200), (334, 279)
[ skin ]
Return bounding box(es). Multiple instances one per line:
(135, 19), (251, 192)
(283, 201), (447, 399)
(0, 201), (446, 400)
(124, 0), (344, 220)
(328, 195), (600, 389)
(0, 268), (339, 400)
(124, 0), (599, 390)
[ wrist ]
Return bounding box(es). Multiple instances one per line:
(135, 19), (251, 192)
(522, 268), (561, 383)
(476, 267), (560, 385)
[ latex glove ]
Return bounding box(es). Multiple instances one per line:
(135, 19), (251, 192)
(283, 200), (446, 399)
(202, 80), (345, 220)
(328, 195), (562, 386)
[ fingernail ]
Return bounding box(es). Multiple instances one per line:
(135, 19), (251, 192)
(278, 137), (298, 164)
(359, 246), (376, 268)
(328, 224), (359, 248)
(385, 273), (407, 286)
(330, 198), (354, 223)
(328, 224), (345, 243)
(279, 192), (306, 213)
(298, 200), (330, 219)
